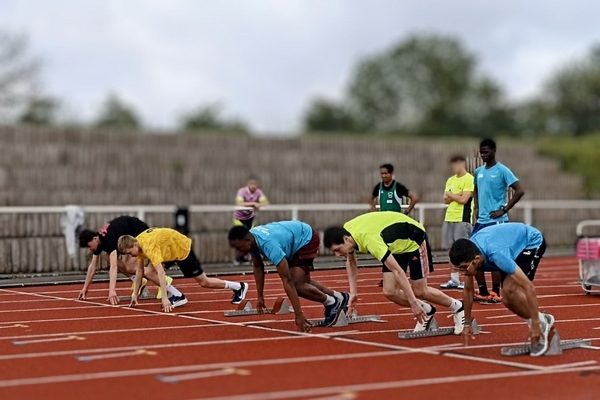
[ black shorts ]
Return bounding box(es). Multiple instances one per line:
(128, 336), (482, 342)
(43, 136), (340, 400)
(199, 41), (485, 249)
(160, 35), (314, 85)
(164, 250), (204, 278)
(500, 239), (546, 282)
(382, 239), (434, 281)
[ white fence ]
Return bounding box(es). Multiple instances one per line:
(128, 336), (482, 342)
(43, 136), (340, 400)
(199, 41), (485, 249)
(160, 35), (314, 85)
(1, 200), (600, 274)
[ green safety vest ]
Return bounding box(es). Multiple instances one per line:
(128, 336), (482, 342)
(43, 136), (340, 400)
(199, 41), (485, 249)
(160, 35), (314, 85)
(378, 181), (403, 212)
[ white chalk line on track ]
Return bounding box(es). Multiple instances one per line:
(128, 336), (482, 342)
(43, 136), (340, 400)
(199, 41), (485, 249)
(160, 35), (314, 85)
(13, 335), (85, 345)
(76, 349), (157, 362)
(157, 367), (251, 383)
(0, 287), (551, 373)
(194, 365), (600, 400)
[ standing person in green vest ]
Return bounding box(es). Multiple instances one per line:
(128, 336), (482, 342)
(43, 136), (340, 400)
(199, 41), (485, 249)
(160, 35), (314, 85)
(371, 163), (419, 287)
(371, 163), (419, 214)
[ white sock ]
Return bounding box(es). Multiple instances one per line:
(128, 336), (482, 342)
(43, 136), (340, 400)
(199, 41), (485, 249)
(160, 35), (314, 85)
(418, 300), (432, 314)
(224, 281), (242, 291)
(333, 291), (343, 301)
(167, 285), (182, 297)
(323, 295), (335, 306)
(450, 272), (460, 283)
(449, 299), (463, 313)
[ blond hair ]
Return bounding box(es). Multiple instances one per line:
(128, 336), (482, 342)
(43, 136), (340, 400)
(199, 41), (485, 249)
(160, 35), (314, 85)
(117, 235), (137, 254)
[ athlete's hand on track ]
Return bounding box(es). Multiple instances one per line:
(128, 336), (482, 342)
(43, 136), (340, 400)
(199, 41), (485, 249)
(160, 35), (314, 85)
(162, 298), (173, 313)
(256, 297), (267, 314)
(77, 289), (87, 300)
(410, 302), (426, 324)
(462, 325), (476, 346)
(295, 314), (312, 333)
(347, 293), (359, 316)
(129, 296), (138, 308)
(107, 290), (119, 305)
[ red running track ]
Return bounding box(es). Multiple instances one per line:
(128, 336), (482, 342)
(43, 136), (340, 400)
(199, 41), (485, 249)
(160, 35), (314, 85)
(0, 256), (598, 400)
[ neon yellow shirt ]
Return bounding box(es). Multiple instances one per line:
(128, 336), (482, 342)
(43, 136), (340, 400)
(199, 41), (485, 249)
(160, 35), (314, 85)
(343, 211), (426, 261)
(444, 173), (474, 223)
(136, 228), (192, 266)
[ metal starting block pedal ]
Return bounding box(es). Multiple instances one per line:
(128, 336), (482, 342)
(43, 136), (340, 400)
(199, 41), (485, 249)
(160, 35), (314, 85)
(224, 298), (293, 317)
(501, 328), (592, 356)
(312, 310), (383, 328)
(398, 317), (480, 339)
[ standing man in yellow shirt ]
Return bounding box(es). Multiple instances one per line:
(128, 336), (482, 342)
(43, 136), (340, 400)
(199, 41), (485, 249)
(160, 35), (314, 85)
(118, 228), (248, 312)
(440, 155), (474, 290)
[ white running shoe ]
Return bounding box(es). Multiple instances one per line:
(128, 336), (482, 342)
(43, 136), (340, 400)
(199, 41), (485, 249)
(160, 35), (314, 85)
(530, 313), (555, 357)
(452, 303), (465, 335)
(440, 280), (464, 290)
(413, 305), (437, 332)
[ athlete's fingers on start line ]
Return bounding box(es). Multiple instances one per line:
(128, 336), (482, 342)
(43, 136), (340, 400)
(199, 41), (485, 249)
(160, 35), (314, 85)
(463, 326), (475, 346)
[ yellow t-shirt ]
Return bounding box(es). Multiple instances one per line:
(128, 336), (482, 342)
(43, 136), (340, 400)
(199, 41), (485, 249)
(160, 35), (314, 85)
(343, 211), (427, 261)
(444, 173), (474, 223)
(136, 228), (192, 266)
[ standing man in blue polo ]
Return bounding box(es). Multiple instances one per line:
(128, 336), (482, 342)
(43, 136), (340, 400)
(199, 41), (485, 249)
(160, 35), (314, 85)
(473, 138), (525, 302)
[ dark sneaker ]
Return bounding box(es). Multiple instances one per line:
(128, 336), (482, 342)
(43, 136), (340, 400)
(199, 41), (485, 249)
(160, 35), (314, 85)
(340, 292), (350, 312)
(413, 305), (437, 332)
(231, 282), (249, 304)
(323, 295), (349, 327)
(169, 294), (188, 308)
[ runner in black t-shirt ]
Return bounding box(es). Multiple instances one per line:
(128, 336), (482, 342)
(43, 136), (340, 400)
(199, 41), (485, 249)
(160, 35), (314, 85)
(78, 215), (186, 306)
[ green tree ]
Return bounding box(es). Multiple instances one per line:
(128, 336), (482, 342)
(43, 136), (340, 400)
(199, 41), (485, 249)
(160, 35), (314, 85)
(94, 94), (141, 129)
(302, 98), (359, 133)
(303, 34), (513, 136)
(18, 96), (60, 125)
(0, 30), (40, 122)
(179, 103), (249, 134)
(542, 45), (600, 135)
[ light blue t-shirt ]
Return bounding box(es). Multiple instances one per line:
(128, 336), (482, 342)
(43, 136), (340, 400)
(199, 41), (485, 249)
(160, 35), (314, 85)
(250, 221), (313, 266)
(474, 162), (518, 224)
(471, 223), (543, 275)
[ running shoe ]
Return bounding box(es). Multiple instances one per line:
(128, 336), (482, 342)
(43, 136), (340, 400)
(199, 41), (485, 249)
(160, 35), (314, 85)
(341, 292), (350, 312)
(231, 282), (249, 304)
(530, 313), (555, 357)
(132, 278), (152, 299)
(440, 280), (465, 290)
(323, 294), (349, 327)
(413, 305), (437, 332)
(473, 291), (502, 304)
(156, 276), (174, 300)
(452, 303), (465, 335)
(168, 294), (188, 308)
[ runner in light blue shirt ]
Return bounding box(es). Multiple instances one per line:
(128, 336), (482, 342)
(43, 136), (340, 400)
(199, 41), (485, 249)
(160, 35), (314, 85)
(449, 222), (552, 357)
(228, 221), (349, 332)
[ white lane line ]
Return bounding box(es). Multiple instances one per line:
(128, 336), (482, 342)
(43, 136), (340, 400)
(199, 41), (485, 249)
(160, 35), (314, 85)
(307, 392), (357, 400)
(0, 323), (213, 341)
(0, 324), (28, 329)
(195, 365), (600, 400)
(157, 367), (250, 383)
(580, 344), (600, 350)
(0, 335), (299, 361)
(0, 350), (401, 388)
(76, 349), (157, 362)
(13, 335), (85, 346)
(0, 314), (157, 326)
(544, 360), (598, 370)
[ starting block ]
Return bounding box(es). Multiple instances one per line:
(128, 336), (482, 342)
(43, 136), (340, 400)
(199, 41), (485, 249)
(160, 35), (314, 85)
(224, 298), (293, 317)
(312, 310), (383, 328)
(501, 329), (592, 356)
(398, 317), (480, 339)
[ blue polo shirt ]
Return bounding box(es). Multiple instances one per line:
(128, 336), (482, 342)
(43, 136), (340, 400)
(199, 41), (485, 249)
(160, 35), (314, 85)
(250, 221), (313, 266)
(474, 162), (518, 224)
(471, 223), (543, 275)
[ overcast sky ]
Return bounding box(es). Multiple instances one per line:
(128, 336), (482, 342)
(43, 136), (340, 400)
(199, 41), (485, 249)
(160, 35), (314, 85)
(1, 0), (598, 134)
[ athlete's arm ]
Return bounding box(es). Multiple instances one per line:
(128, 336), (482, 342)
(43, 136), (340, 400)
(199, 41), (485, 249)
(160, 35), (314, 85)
(345, 252), (360, 313)
(107, 250), (120, 305)
(153, 262), (172, 313)
(446, 191), (473, 205)
(383, 255), (425, 322)
(473, 188), (479, 222)
(462, 272), (476, 345)
(252, 254), (267, 310)
(276, 258), (311, 333)
(370, 185), (379, 211)
(129, 258), (145, 308)
(505, 181), (525, 211)
(405, 191), (419, 214)
(78, 255), (99, 300)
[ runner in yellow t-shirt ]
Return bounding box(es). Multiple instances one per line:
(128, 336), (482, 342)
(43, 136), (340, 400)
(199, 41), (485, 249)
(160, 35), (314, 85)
(441, 155), (474, 290)
(118, 228), (248, 313)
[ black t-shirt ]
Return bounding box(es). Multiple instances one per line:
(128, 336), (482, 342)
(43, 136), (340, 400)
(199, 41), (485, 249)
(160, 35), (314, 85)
(372, 180), (410, 199)
(94, 216), (149, 256)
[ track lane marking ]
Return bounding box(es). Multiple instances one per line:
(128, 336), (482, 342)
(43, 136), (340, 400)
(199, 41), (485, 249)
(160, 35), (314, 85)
(76, 349), (157, 362)
(157, 367), (251, 383)
(13, 335), (85, 345)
